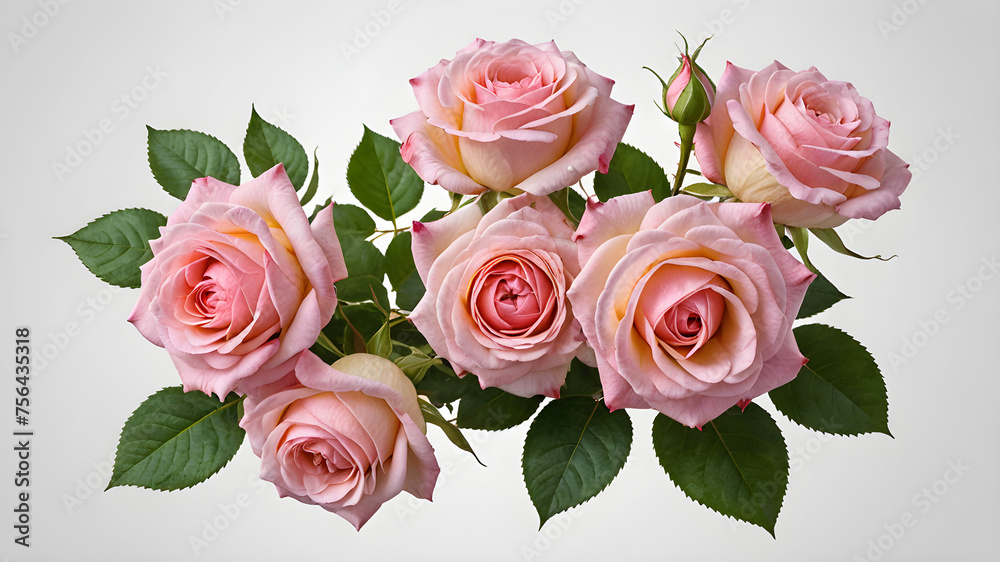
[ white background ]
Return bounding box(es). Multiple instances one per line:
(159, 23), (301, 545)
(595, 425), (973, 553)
(2, 0), (998, 560)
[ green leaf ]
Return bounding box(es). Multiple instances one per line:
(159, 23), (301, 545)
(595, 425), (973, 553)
(390, 317), (428, 349)
(681, 182), (734, 199)
(335, 276), (390, 310)
(243, 106), (309, 189)
(347, 125), (423, 224)
(310, 331), (345, 363)
(366, 321), (392, 359)
(797, 271), (849, 318)
(419, 398), (484, 466)
(415, 364), (477, 407)
(457, 384), (543, 431)
(560, 359), (603, 398)
(770, 324), (890, 436)
(546, 186), (586, 227)
(108, 387), (244, 491)
(393, 346), (440, 385)
(147, 127), (241, 199)
(523, 397), (632, 527)
(651, 403), (788, 536)
(394, 272), (425, 312)
(593, 143), (669, 203)
(57, 208), (167, 288)
(330, 203), (377, 239)
(330, 205), (386, 299)
(339, 239), (385, 279)
(385, 231), (425, 311)
(300, 148), (320, 206)
(786, 226), (818, 274)
(420, 209), (448, 223)
(330, 302), (386, 355)
(809, 227), (894, 262)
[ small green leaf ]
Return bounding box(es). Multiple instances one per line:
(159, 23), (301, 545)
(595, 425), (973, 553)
(108, 387), (244, 491)
(681, 182), (734, 199)
(347, 125), (423, 223)
(147, 127), (241, 199)
(415, 364), (477, 407)
(57, 208), (167, 288)
(419, 398), (484, 466)
(770, 324), (890, 436)
(560, 359), (603, 399)
(797, 271), (850, 319)
(809, 227), (894, 262)
(310, 331), (345, 363)
(420, 209), (448, 223)
(593, 143), (669, 203)
(546, 186), (586, 227)
(457, 384), (543, 431)
(243, 106), (309, 189)
(523, 397), (632, 527)
(786, 226), (818, 274)
(652, 403), (788, 536)
(333, 302), (386, 355)
(300, 148), (320, 206)
(393, 346), (440, 385)
(386, 231), (425, 311)
(366, 321), (392, 359)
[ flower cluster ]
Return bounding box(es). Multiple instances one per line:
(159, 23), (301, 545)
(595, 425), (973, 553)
(66, 36), (908, 533)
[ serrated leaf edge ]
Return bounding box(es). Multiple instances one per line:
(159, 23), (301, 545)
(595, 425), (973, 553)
(651, 409), (788, 537)
(457, 391), (541, 432)
(778, 324), (891, 437)
(107, 389), (243, 491)
(56, 208), (166, 289)
(522, 399), (632, 527)
(146, 126), (240, 198)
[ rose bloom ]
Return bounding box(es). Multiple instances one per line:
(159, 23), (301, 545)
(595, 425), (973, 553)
(410, 194), (584, 398)
(240, 352), (439, 530)
(568, 193), (815, 427)
(128, 165), (347, 398)
(694, 61), (910, 228)
(391, 38), (633, 196)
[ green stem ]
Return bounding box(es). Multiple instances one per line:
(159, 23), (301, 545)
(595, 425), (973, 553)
(671, 124), (697, 196)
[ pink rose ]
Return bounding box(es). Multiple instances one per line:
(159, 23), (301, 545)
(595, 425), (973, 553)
(694, 61), (911, 228)
(240, 352), (439, 530)
(410, 194), (584, 398)
(567, 193), (815, 427)
(128, 165), (348, 398)
(391, 38), (633, 196)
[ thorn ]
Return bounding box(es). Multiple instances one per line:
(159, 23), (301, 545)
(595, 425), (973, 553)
(737, 398), (751, 412)
(695, 425), (703, 431)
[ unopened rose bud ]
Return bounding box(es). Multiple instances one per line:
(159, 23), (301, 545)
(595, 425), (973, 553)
(663, 51), (715, 126)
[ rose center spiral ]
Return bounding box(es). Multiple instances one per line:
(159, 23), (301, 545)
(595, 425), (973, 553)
(470, 255), (557, 338)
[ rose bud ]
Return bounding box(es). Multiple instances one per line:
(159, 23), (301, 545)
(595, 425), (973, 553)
(663, 52), (715, 126)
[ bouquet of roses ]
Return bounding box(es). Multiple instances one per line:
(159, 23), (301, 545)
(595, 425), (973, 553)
(60, 35), (908, 534)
